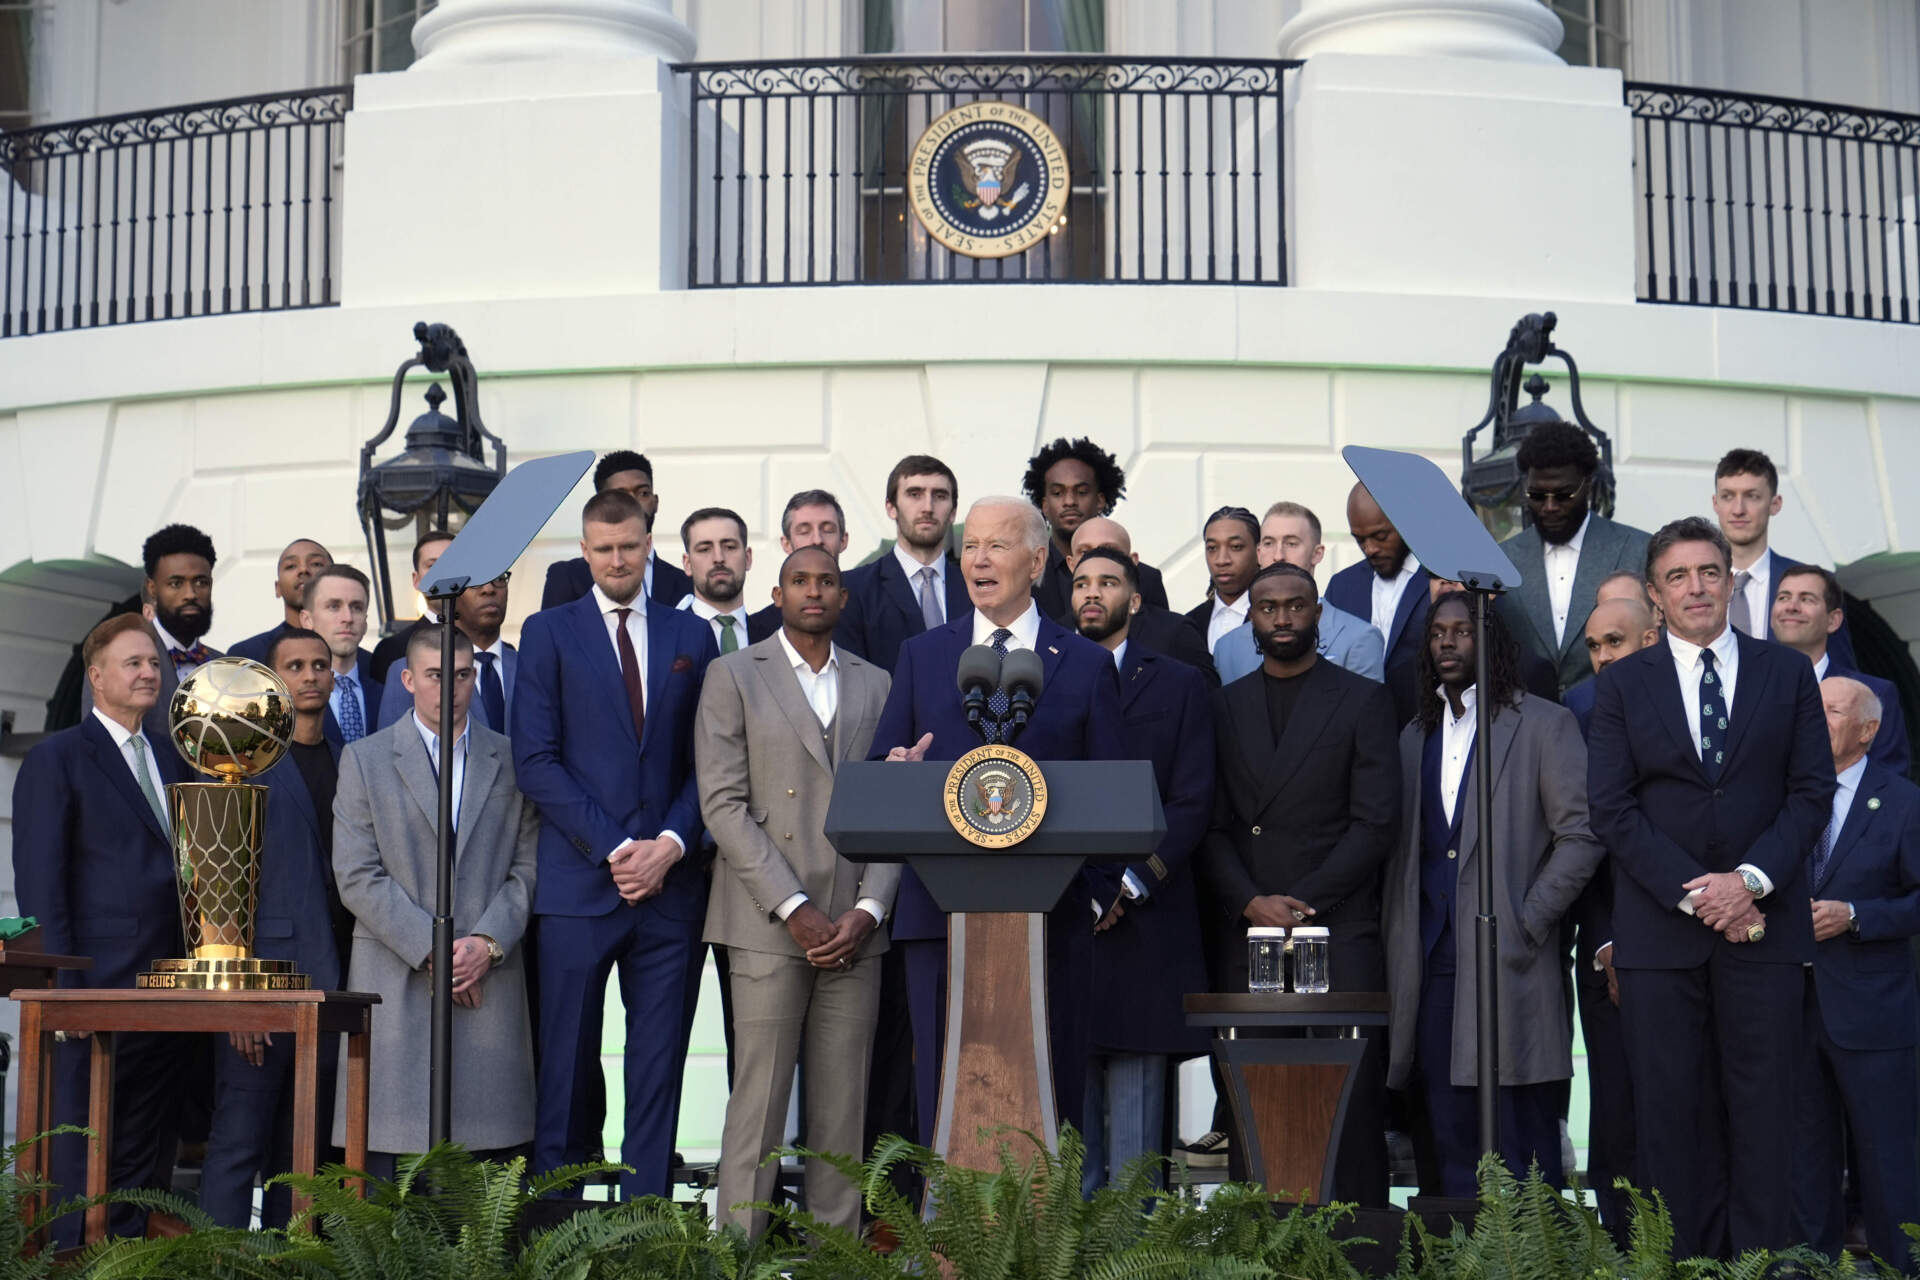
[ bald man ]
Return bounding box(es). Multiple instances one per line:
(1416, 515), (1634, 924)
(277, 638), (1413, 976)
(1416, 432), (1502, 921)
(1069, 517), (1217, 687)
(1212, 502), (1386, 685)
(1324, 484), (1432, 725)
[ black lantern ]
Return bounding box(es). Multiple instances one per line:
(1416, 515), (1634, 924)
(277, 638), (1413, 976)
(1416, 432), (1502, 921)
(357, 323), (507, 633)
(1460, 311), (1615, 543)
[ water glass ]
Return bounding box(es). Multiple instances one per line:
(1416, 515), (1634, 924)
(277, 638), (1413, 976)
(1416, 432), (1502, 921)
(1247, 927), (1287, 993)
(1291, 926), (1331, 994)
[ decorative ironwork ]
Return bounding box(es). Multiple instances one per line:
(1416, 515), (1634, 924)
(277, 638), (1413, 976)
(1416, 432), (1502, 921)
(675, 55), (1300, 287)
(1, 85), (351, 338)
(1627, 81), (1920, 324)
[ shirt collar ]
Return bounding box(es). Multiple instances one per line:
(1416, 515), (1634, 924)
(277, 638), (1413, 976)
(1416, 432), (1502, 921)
(776, 626), (838, 674)
(591, 582), (647, 619)
(1813, 652), (1831, 680)
(972, 600), (1043, 651)
(150, 617), (186, 654)
(91, 706), (144, 749)
(1836, 753), (1869, 797)
(681, 594), (747, 627)
(1111, 638), (1129, 670)
(1212, 593), (1250, 622)
(1377, 552), (1421, 585)
(1437, 684), (1478, 728)
(472, 636), (508, 660)
(1667, 624), (1739, 673)
(1546, 513), (1592, 556)
(894, 544), (945, 584)
(411, 711), (471, 757)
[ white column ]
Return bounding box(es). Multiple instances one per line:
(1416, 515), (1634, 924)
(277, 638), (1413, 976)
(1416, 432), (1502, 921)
(1277, 0), (1565, 63)
(340, 0), (697, 306)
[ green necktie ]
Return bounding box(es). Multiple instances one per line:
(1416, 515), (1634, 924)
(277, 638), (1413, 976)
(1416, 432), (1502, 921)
(128, 734), (170, 832)
(718, 615), (739, 654)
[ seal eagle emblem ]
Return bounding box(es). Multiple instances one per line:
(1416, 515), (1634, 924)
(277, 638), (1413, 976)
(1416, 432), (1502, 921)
(944, 744), (1049, 848)
(908, 101), (1070, 259)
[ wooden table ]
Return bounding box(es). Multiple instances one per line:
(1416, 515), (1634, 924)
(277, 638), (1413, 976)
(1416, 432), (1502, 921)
(1184, 993), (1390, 1204)
(0, 942), (91, 998)
(12, 988), (378, 1245)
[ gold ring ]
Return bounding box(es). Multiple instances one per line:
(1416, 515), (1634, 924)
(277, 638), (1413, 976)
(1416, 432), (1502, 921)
(1745, 922), (1765, 943)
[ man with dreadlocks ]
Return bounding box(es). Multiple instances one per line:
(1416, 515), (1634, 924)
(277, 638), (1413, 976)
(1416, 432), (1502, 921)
(1381, 591), (1603, 1196)
(1020, 437), (1171, 620)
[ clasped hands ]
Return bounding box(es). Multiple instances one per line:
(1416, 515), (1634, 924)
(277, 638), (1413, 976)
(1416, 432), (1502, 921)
(418, 934), (498, 1011)
(1683, 871), (1765, 943)
(1245, 893), (1315, 928)
(785, 901), (875, 970)
(610, 836), (683, 905)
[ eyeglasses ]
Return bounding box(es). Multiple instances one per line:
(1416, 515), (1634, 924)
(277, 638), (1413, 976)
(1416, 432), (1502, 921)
(475, 571), (511, 588)
(1525, 478), (1591, 506)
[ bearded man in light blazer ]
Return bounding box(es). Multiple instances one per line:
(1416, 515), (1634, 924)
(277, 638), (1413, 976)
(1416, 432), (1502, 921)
(698, 546), (899, 1236)
(331, 623), (539, 1172)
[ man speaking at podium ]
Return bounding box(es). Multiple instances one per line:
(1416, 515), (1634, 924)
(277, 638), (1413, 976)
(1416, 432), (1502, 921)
(872, 495), (1127, 1144)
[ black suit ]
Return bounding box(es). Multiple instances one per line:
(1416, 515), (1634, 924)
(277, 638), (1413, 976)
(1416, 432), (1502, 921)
(1587, 631), (1834, 1259)
(1130, 604), (1217, 687)
(539, 554), (692, 613)
(1034, 542), (1168, 620)
(368, 617), (426, 687)
(1199, 658), (1400, 1203)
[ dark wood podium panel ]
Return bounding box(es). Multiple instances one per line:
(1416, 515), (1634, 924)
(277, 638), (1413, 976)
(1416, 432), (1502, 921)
(936, 913), (1053, 1173)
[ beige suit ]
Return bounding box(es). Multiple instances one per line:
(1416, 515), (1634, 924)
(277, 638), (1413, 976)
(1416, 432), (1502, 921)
(696, 634), (897, 1235)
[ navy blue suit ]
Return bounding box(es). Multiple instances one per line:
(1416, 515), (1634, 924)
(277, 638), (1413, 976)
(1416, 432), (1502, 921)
(1587, 632), (1834, 1258)
(511, 592), (717, 1197)
(228, 621), (295, 665)
(1795, 763), (1920, 1265)
(201, 739), (344, 1229)
(1324, 560), (1431, 726)
(541, 554), (692, 611)
(867, 610), (1128, 1142)
(12, 715), (192, 1244)
(1830, 664), (1910, 778)
(834, 552), (971, 674)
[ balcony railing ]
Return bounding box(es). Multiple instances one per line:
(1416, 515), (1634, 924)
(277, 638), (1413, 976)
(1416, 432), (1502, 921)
(674, 56), (1299, 287)
(0, 86), (350, 338)
(1628, 82), (1920, 324)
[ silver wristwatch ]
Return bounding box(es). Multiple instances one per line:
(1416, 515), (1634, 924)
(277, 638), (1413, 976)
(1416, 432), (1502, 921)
(1738, 868), (1764, 896)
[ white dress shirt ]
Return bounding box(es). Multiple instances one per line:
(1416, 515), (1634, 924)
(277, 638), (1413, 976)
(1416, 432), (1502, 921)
(1813, 653), (1831, 681)
(92, 708), (170, 828)
(411, 712), (471, 831)
(895, 544), (947, 625)
(1666, 625), (1772, 904)
(1207, 593), (1251, 656)
(679, 593), (752, 653)
(972, 600), (1042, 652)
(590, 583), (685, 858)
(1542, 512), (1591, 647)
(769, 630), (886, 928)
(1369, 553), (1421, 647)
(1109, 639), (1129, 671)
(1439, 685), (1478, 827)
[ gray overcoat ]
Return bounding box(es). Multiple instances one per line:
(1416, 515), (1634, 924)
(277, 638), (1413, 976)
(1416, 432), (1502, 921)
(330, 719), (539, 1154)
(1383, 692), (1604, 1089)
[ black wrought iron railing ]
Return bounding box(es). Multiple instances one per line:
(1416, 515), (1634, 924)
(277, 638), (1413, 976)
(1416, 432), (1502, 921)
(676, 57), (1299, 287)
(1, 85), (350, 338)
(1628, 82), (1920, 324)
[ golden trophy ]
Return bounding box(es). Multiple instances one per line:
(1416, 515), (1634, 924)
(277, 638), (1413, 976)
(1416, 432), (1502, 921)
(136, 656), (310, 991)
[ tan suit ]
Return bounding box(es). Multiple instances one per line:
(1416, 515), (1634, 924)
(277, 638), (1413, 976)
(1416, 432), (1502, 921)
(696, 635), (897, 1235)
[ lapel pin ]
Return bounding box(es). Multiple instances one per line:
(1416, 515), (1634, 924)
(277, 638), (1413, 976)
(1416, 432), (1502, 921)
(1048, 645), (1059, 654)
(1869, 797), (1882, 811)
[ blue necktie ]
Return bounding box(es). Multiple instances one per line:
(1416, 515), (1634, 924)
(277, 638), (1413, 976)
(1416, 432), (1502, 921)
(1698, 649), (1726, 781)
(1811, 805), (1838, 888)
(476, 651), (506, 733)
(335, 673), (365, 743)
(985, 628), (1011, 742)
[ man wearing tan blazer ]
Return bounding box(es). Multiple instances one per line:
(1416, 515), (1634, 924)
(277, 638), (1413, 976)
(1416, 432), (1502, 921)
(697, 546), (899, 1236)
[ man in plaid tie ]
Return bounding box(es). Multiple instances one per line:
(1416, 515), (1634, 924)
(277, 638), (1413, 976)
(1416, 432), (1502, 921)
(301, 564), (381, 745)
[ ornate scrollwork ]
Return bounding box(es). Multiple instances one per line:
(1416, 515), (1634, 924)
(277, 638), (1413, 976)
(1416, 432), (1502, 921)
(0, 86), (350, 166)
(686, 56), (1292, 101)
(1626, 83), (1920, 147)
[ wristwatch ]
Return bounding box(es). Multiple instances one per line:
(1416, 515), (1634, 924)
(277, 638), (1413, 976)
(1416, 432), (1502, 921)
(1738, 869), (1765, 897)
(476, 934), (505, 965)
(1847, 902), (1859, 936)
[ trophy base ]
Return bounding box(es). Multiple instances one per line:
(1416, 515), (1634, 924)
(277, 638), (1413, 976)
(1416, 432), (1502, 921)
(137, 956), (311, 991)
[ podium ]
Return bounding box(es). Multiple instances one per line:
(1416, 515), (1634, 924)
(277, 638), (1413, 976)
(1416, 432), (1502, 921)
(826, 758), (1163, 1170)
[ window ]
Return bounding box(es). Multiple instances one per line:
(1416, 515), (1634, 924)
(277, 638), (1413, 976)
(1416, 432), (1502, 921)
(342, 0), (438, 78)
(0, 1), (36, 132)
(1547, 0), (1629, 71)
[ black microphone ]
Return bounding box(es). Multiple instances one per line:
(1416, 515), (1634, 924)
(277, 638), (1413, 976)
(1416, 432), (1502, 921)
(956, 645), (1002, 745)
(1000, 649), (1045, 744)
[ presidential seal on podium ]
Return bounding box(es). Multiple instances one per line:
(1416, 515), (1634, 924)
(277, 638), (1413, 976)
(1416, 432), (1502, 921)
(137, 655), (310, 992)
(944, 743), (1049, 848)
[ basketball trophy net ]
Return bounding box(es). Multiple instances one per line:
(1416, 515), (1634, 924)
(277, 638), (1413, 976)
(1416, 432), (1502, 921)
(137, 655), (310, 991)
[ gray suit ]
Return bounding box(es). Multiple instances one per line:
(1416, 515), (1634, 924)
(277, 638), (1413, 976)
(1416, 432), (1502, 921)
(1383, 693), (1603, 1089)
(1496, 515), (1650, 696)
(1213, 599), (1386, 685)
(330, 718), (539, 1155)
(696, 636), (898, 1235)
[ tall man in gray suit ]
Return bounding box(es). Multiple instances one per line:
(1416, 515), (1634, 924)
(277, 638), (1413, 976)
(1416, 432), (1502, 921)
(1495, 423), (1650, 698)
(331, 624), (540, 1173)
(697, 546), (899, 1235)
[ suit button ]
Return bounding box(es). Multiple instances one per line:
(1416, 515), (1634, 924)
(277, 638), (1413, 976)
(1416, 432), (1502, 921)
(1447, 849), (1457, 860)
(1714, 789), (1725, 799)
(1251, 825), (1262, 836)
(787, 789), (795, 797)
(784, 832), (793, 840)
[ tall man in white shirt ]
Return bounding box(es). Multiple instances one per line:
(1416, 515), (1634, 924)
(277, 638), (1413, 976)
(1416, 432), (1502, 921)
(1712, 447), (1857, 667)
(1184, 506), (1260, 657)
(1495, 423), (1649, 698)
(698, 546), (898, 1235)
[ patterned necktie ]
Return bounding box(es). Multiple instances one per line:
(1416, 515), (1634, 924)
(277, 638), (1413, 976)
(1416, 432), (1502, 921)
(717, 615), (739, 654)
(1811, 804), (1838, 888)
(1727, 571), (1753, 635)
(614, 608), (646, 742)
(918, 566), (943, 632)
(985, 628), (1012, 742)
(127, 735), (170, 832)
(1698, 649), (1727, 781)
(476, 651), (506, 733)
(335, 672), (365, 743)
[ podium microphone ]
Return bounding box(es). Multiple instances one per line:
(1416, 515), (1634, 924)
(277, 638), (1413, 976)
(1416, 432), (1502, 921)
(1001, 649), (1045, 745)
(956, 645), (1002, 744)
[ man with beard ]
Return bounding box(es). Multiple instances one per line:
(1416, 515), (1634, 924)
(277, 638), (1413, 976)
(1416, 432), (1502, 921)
(1185, 507), (1261, 659)
(1326, 484), (1432, 727)
(1198, 562), (1399, 1200)
(83, 523), (224, 742)
(1021, 437), (1169, 619)
(229, 539), (334, 663)
(1494, 423), (1649, 699)
(541, 451), (693, 610)
(836, 456), (971, 672)
(1712, 448), (1855, 667)
(677, 508), (776, 653)
(1071, 546), (1213, 1190)
(1068, 516), (1215, 685)
(1215, 502), (1385, 685)
(376, 559), (517, 736)
(749, 490), (851, 639)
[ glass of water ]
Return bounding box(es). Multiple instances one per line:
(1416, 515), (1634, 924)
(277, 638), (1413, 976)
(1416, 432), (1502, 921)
(1291, 926), (1330, 993)
(1247, 927), (1287, 993)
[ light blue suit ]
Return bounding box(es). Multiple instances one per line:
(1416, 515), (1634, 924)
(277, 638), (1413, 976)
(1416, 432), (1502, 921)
(1214, 599), (1386, 684)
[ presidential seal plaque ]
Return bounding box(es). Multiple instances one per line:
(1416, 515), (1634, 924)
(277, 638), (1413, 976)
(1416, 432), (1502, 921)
(944, 743), (1049, 848)
(908, 101), (1070, 259)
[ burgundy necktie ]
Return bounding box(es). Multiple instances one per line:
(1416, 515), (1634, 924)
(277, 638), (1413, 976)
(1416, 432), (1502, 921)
(614, 607), (646, 743)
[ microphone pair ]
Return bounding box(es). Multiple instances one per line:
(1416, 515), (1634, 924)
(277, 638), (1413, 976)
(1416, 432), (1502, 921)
(956, 644), (1044, 743)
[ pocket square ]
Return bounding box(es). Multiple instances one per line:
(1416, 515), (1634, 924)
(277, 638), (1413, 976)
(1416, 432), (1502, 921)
(672, 655), (695, 674)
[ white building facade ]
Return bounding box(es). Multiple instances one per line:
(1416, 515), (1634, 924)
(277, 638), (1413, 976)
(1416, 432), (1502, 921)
(1, 0), (1917, 1168)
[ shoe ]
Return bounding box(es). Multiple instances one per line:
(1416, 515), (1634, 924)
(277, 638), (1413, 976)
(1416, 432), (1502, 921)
(1178, 1131), (1230, 1169)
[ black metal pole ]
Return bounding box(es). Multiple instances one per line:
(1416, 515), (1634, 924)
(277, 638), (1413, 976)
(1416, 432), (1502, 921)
(1471, 588), (1500, 1159)
(428, 590), (460, 1148)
